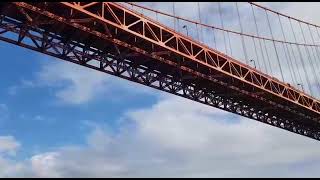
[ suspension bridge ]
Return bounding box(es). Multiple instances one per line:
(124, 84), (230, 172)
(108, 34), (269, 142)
(0, 2), (320, 141)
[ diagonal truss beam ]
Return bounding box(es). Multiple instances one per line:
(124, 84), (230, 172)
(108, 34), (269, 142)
(0, 2), (319, 142)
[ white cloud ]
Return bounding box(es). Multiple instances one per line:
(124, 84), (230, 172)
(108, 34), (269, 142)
(27, 58), (157, 105)
(0, 157), (26, 178)
(37, 60), (110, 105)
(128, 2), (320, 98)
(30, 152), (61, 178)
(1, 96), (320, 177)
(2, 96), (318, 178)
(0, 136), (20, 156)
(0, 136), (26, 178)
(2, 2), (320, 178)
(10, 2), (320, 102)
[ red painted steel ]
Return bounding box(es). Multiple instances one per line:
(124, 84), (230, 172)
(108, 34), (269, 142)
(126, 2), (320, 47)
(0, 2), (319, 140)
(59, 2), (320, 116)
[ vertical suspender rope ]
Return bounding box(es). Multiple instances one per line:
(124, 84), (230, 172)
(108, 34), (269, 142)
(155, 12), (158, 21)
(284, 43), (299, 86)
(176, 10), (181, 32)
(236, 2), (249, 64)
(251, 4), (268, 74)
(315, 26), (320, 41)
(177, 19), (180, 33)
(265, 10), (285, 82)
(289, 18), (313, 95)
(307, 25), (320, 75)
(194, 3), (200, 41)
(211, 5), (217, 50)
(197, 2), (203, 42)
(155, 7), (159, 21)
(308, 43), (320, 97)
(196, 24), (200, 41)
(173, 2), (176, 31)
(212, 28), (217, 49)
(248, 6), (260, 71)
(282, 41), (296, 84)
(130, 2), (320, 90)
(315, 27), (320, 70)
(263, 39), (273, 75)
(313, 27), (320, 69)
(313, 27), (320, 97)
(224, 4), (233, 57)
(277, 14), (296, 85)
(299, 22), (320, 94)
(218, 2), (229, 55)
(227, 32), (233, 57)
(252, 37), (261, 70)
(173, 2), (180, 33)
(288, 43), (303, 87)
(315, 27), (320, 47)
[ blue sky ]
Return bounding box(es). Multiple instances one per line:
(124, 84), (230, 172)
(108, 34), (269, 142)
(1, 2), (320, 178)
(0, 40), (159, 156)
(1, 38), (320, 177)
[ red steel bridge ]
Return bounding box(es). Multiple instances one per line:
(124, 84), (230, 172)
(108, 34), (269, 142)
(0, 2), (320, 141)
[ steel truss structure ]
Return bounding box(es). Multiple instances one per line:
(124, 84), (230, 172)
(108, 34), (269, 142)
(0, 2), (319, 141)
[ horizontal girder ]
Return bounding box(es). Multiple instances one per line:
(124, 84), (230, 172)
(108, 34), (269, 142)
(0, 2), (319, 141)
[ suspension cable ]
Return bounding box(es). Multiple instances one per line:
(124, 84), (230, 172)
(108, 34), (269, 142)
(197, 2), (203, 42)
(265, 9), (285, 82)
(308, 43), (320, 97)
(156, 13), (159, 22)
(289, 18), (313, 95)
(218, 2), (229, 55)
(126, 2), (320, 47)
(249, 2), (320, 30)
(282, 41), (296, 85)
(212, 28), (217, 49)
(172, 2), (176, 31)
(312, 26), (320, 68)
(227, 32), (233, 57)
(299, 22), (320, 93)
(288, 43), (303, 87)
(263, 39), (273, 75)
(236, 2), (249, 64)
(277, 14), (296, 85)
(308, 25), (320, 75)
(252, 37), (261, 70)
(251, 4), (268, 74)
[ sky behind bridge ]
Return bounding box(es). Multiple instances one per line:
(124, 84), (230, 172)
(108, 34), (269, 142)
(1, 2), (320, 177)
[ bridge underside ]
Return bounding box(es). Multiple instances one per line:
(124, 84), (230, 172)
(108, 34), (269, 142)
(0, 2), (320, 141)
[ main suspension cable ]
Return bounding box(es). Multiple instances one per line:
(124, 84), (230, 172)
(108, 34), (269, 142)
(249, 2), (320, 30)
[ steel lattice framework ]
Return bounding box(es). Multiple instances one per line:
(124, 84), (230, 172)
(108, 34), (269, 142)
(0, 2), (320, 141)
